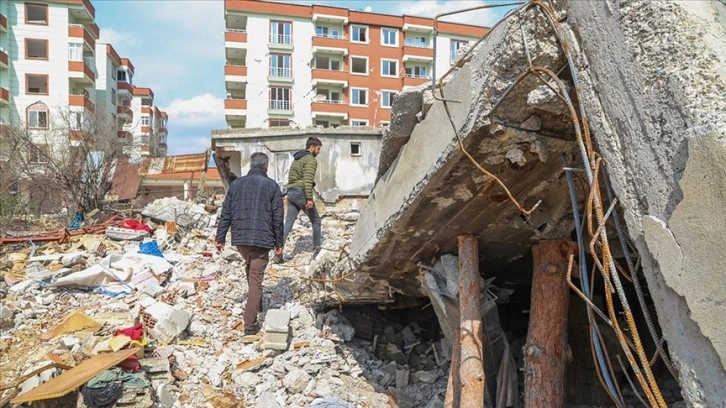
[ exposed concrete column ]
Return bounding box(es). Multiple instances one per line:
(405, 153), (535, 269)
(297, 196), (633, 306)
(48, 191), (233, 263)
(524, 240), (575, 407)
(457, 234), (485, 407)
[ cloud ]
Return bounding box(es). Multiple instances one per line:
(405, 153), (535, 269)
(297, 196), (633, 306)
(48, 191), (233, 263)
(168, 136), (213, 156)
(161, 93), (225, 128)
(98, 27), (142, 50)
(394, 1), (508, 27)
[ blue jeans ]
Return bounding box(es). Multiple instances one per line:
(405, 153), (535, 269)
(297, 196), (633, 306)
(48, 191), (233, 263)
(284, 188), (321, 248)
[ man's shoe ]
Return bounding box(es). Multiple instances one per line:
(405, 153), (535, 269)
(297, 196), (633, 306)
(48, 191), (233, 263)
(244, 328), (258, 336)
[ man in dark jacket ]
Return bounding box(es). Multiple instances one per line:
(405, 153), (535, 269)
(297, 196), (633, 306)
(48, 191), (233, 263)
(215, 152), (283, 335)
(281, 137), (322, 261)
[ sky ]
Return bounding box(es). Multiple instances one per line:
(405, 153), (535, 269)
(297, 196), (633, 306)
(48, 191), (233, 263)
(94, 1), (516, 156)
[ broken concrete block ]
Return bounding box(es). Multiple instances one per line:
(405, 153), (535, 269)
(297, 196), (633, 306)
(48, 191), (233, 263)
(413, 370), (438, 384)
(263, 309), (291, 333)
(144, 301), (190, 343)
(0, 305), (15, 328)
(256, 392), (282, 408)
(141, 197), (211, 228)
(136, 278), (165, 298)
(395, 368), (410, 388)
(262, 331), (290, 351)
(61, 253), (85, 268)
(283, 368), (311, 394)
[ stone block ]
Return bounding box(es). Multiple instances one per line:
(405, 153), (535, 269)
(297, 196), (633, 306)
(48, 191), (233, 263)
(264, 309), (291, 333)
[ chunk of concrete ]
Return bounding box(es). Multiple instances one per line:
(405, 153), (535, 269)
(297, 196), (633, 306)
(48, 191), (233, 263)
(263, 309), (290, 333)
(283, 368), (311, 394)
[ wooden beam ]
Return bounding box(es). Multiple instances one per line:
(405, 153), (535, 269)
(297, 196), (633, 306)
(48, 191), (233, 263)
(444, 328), (462, 408)
(457, 233), (485, 408)
(524, 240), (576, 407)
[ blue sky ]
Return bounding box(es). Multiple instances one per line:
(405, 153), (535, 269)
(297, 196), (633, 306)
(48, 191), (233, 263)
(94, 1), (515, 156)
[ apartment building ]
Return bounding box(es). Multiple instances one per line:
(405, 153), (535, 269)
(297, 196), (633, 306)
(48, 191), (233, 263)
(223, 0), (487, 129)
(0, 0), (167, 161)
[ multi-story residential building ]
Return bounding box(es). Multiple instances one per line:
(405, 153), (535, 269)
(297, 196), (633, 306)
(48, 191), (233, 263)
(223, 0), (487, 129)
(0, 0), (168, 161)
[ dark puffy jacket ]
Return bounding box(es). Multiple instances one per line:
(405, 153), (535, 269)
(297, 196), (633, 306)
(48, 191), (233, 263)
(286, 150), (317, 199)
(215, 167), (284, 249)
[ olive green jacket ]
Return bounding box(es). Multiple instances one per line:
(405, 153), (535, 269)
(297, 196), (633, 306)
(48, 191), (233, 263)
(287, 150), (317, 199)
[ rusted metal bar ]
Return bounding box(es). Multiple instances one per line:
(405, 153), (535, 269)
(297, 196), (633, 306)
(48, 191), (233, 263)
(444, 328), (462, 408)
(457, 233), (485, 408)
(524, 240), (576, 408)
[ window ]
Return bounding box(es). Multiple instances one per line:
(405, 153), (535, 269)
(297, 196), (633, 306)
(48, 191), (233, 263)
(269, 54), (291, 77)
(26, 74), (48, 95)
(314, 56), (341, 71)
(68, 43), (83, 62)
(350, 56), (368, 75)
(270, 21), (292, 44)
(111, 66), (117, 80)
(27, 103), (49, 129)
(316, 26), (342, 39)
(25, 39), (48, 59)
(381, 28), (398, 46)
(141, 116), (150, 126)
(450, 40), (469, 62)
(117, 70), (127, 82)
(351, 89), (367, 106)
(28, 144), (49, 163)
(269, 87), (291, 110)
(380, 121), (390, 128)
(405, 36), (428, 47)
(315, 120), (329, 128)
(350, 142), (361, 156)
(381, 91), (395, 108)
(351, 25), (367, 43)
(269, 118), (290, 127)
(25, 3), (48, 25)
(381, 59), (398, 77)
(315, 88), (342, 103)
(351, 120), (368, 127)
(111, 89), (116, 105)
(405, 65), (428, 79)
(141, 97), (152, 106)
(70, 111), (83, 130)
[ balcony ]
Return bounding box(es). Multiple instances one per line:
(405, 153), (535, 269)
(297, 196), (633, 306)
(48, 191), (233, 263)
(268, 67), (293, 83)
(404, 74), (431, 87)
(225, 64), (247, 89)
(158, 126), (167, 135)
(0, 49), (7, 69)
(159, 143), (167, 149)
(117, 81), (132, 96)
(312, 8), (348, 25)
(311, 100), (348, 119)
(0, 13), (6, 32)
(117, 130), (132, 142)
(141, 106), (151, 114)
(312, 35), (348, 55)
(69, 94), (95, 113)
(70, 0), (95, 21)
(268, 34), (293, 50)
(68, 61), (95, 85)
(117, 105), (132, 122)
(140, 126), (151, 134)
(0, 87), (8, 106)
(225, 30), (247, 49)
(402, 46), (433, 63)
(225, 98), (247, 111)
(68, 24), (95, 51)
(268, 100), (292, 114)
(311, 69), (348, 88)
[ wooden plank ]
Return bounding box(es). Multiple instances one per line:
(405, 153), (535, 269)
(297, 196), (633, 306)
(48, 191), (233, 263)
(11, 348), (139, 404)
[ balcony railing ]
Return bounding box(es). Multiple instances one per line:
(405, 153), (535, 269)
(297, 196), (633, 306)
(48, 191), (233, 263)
(269, 100), (291, 110)
(226, 28), (247, 33)
(316, 99), (346, 104)
(269, 67), (291, 78)
(314, 32), (344, 40)
(405, 39), (429, 48)
(269, 34), (292, 45)
(405, 73), (430, 79)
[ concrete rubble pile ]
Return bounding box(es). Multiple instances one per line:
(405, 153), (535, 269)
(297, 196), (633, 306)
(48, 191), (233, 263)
(1, 197), (456, 407)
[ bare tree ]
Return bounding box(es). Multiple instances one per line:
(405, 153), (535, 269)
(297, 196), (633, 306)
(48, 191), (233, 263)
(0, 104), (136, 217)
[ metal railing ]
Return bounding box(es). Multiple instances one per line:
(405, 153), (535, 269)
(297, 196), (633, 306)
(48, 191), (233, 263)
(269, 100), (291, 110)
(314, 32), (344, 39)
(269, 67), (291, 77)
(405, 73), (430, 79)
(226, 28), (247, 33)
(315, 99), (346, 104)
(405, 39), (430, 48)
(269, 34), (292, 44)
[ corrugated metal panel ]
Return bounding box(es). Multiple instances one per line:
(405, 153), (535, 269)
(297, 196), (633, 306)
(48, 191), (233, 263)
(162, 152), (208, 174)
(107, 157), (142, 201)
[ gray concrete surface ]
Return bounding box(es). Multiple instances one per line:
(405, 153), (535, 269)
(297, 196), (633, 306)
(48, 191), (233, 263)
(563, 0), (726, 404)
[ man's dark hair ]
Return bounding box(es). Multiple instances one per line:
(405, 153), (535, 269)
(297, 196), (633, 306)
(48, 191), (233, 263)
(306, 137), (322, 149)
(250, 152), (269, 169)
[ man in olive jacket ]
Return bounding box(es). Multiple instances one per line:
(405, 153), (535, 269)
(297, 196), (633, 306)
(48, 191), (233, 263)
(282, 136), (322, 260)
(215, 152), (283, 335)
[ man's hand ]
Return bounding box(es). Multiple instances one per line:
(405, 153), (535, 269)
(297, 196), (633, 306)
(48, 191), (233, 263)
(274, 246), (283, 256)
(214, 241), (224, 252)
(305, 199), (314, 210)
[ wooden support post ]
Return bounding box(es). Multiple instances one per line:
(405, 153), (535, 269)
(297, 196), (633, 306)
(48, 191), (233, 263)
(445, 328), (462, 408)
(457, 233), (485, 408)
(524, 240), (576, 408)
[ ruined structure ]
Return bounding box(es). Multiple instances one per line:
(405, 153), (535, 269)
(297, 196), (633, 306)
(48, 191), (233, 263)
(324, 0), (726, 406)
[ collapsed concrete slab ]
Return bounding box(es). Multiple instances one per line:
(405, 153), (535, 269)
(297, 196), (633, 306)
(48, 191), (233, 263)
(343, 0), (725, 405)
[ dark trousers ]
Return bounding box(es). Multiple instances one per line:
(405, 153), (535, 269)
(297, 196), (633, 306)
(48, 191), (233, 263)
(284, 188), (321, 248)
(236, 245), (270, 331)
